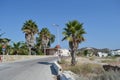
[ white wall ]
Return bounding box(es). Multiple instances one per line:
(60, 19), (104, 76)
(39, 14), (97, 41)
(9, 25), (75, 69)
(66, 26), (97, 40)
(58, 49), (70, 56)
(98, 52), (108, 57)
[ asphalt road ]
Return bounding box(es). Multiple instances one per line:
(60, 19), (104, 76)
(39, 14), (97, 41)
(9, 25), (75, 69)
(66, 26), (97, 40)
(0, 56), (58, 80)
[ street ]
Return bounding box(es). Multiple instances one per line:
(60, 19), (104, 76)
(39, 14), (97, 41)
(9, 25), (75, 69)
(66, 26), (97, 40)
(0, 56), (58, 80)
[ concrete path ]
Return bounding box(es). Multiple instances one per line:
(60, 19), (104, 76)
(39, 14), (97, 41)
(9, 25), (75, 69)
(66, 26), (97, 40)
(0, 56), (58, 80)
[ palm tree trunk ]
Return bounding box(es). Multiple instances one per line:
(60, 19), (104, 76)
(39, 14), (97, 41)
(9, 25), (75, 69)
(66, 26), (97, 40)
(28, 47), (31, 55)
(71, 36), (77, 65)
(31, 33), (35, 47)
(71, 49), (76, 65)
(44, 48), (46, 55)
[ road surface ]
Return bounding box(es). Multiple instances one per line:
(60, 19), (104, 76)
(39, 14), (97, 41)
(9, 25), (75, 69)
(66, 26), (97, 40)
(0, 56), (58, 80)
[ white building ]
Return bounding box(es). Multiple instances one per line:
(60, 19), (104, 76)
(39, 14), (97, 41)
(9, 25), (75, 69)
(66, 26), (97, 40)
(111, 49), (120, 56)
(98, 52), (108, 57)
(55, 49), (70, 56)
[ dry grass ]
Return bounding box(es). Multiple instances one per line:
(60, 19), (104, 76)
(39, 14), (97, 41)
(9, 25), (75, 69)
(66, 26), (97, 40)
(59, 56), (120, 79)
(61, 62), (104, 77)
(91, 71), (120, 80)
(1, 55), (46, 62)
(101, 59), (116, 63)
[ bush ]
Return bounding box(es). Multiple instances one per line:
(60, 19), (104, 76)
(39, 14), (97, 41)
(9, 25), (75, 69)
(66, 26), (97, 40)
(36, 49), (44, 55)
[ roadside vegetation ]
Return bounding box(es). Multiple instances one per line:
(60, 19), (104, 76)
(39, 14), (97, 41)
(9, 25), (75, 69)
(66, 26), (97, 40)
(0, 19), (120, 80)
(0, 19), (55, 55)
(59, 56), (120, 80)
(62, 20), (86, 65)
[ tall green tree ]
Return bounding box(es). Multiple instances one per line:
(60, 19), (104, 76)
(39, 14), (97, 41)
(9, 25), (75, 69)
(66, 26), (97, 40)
(21, 20), (38, 55)
(48, 34), (55, 47)
(62, 20), (86, 65)
(39, 28), (51, 49)
(37, 28), (55, 54)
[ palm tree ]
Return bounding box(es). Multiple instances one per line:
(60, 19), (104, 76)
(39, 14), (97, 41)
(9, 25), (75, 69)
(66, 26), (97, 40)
(12, 42), (21, 55)
(37, 28), (55, 54)
(0, 38), (10, 44)
(21, 20), (38, 55)
(20, 42), (29, 55)
(62, 20), (86, 65)
(36, 36), (42, 49)
(12, 41), (28, 55)
(39, 28), (51, 48)
(0, 38), (11, 55)
(48, 34), (55, 47)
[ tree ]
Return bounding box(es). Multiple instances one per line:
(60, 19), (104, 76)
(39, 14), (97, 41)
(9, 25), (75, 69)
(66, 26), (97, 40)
(39, 28), (51, 49)
(0, 38), (10, 44)
(0, 38), (11, 55)
(48, 34), (55, 47)
(12, 41), (28, 55)
(12, 42), (21, 55)
(21, 20), (39, 55)
(37, 28), (55, 54)
(62, 20), (86, 65)
(20, 42), (29, 55)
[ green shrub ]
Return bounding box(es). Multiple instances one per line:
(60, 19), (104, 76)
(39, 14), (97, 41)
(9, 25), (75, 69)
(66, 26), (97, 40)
(36, 49), (44, 55)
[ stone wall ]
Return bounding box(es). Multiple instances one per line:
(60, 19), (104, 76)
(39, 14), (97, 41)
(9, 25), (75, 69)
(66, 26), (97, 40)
(0, 55), (46, 63)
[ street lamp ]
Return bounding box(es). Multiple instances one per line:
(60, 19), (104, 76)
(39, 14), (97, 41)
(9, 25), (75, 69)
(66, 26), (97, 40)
(53, 24), (60, 45)
(53, 24), (61, 60)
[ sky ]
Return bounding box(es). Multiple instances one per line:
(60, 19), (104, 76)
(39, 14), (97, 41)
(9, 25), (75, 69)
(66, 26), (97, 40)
(0, 0), (120, 50)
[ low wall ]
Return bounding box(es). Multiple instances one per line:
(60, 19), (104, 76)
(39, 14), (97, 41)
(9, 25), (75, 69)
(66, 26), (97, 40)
(0, 55), (46, 63)
(52, 61), (62, 75)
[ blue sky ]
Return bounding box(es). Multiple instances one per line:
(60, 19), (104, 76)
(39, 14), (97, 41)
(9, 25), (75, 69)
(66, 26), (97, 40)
(0, 0), (120, 49)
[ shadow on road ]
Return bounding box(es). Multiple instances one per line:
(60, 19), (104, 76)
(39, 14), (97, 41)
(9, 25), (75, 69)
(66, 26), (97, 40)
(37, 62), (52, 65)
(37, 62), (57, 75)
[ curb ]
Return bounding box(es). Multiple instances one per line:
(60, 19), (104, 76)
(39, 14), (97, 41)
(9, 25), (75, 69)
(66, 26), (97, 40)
(52, 61), (76, 80)
(52, 61), (62, 75)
